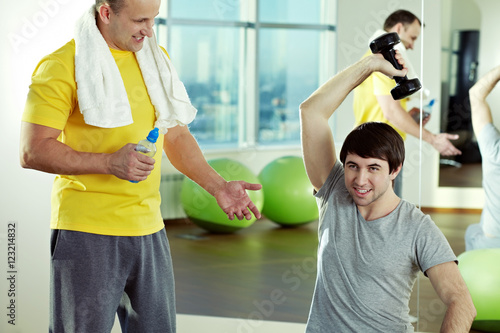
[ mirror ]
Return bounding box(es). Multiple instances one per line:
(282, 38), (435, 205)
(439, 0), (482, 188)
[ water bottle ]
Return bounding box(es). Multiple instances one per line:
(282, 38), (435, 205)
(423, 99), (435, 118)
(412, 99), (435, 123)
(130, 127), (159, 183)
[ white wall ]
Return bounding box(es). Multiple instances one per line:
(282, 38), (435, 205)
(0, 1), (96, 332)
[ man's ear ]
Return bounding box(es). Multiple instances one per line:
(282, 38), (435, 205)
(97, 5), (112, 24)
(390, 163), (402, 180)
(393, 22), (404, 35)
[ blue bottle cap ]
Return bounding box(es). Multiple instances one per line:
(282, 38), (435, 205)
(146, 127), (159, 143)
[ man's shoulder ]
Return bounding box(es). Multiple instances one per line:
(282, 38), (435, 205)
(397, 200), (431, 224)
(39, 40), (75, 66)
(34, 40), (76, 76)
(50, 40), (76, 61)
(315, 161), (346, 199)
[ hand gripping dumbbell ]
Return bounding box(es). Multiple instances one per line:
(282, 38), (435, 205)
(370, 32), (422, 100)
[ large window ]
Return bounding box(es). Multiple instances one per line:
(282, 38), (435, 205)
(157, 0), (337, 149)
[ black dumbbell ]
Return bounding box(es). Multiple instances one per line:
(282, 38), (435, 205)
(370, 32), (421, 100)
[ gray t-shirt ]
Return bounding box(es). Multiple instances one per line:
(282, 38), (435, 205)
(305, 162), (457, 333)
(477, 123), (500, 237)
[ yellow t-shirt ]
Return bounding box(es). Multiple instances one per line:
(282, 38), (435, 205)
(353, 51), (408, 140)
(22, 40), (165, 236)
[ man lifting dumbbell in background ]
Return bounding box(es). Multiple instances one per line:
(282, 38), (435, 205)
(465, 65), (500, 250)
(353, 9), (461, 197)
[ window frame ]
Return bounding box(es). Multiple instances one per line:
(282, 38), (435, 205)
(155, 0), (338, 152)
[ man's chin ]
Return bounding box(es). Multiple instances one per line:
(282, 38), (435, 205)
(350, 193), (372, 206)
(353, 198), (371, 207)
(127, 39), (146, 52)
(125, 46), (142, 53)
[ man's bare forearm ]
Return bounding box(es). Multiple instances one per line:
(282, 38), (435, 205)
(163, 126), (226, 196)
(440, 299), (476, 333)
(20, 123), (111, 175)
(470, 65), (500, 101)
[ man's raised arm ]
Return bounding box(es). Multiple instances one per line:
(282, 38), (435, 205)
(299, 53), (407, 191)
(469, 65), (500, 136)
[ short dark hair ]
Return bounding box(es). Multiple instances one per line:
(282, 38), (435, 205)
(384, 10), (421, 31)
(95, 0), (126, 15)
(339, 122), (405, 174)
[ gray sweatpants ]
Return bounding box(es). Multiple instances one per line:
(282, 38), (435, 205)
(49, 228), (176, 333)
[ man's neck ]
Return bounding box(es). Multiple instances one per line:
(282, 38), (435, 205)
(357, 194), (401, 221)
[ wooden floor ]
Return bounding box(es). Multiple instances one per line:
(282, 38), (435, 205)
(439, 162), (482, 188)
(165, 209), (483, 333)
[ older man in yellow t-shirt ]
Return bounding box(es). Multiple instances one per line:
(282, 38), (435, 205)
(353, 10), (461, 196)
(19, 0), (262, 332)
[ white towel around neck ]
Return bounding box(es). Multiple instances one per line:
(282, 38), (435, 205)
(74, 5), (197, 134)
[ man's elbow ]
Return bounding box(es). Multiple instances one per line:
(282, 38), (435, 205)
(452, 293), (477, 323)
(299, 101), (309, 116)
(460, 288), (477, 319)
(20, 149), (32, 169)
(464, 301), (477, 329)
(379, 104), (400, 124)
(469, 84), (485, 104)
(461, 294), (478, 321)
(469, 302), (477, 321)
(19, 144), (37, 169)
(382, 110), (397, 124)
(299, 100), (315, 122)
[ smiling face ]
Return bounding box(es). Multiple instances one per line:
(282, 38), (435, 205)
(97, 0), (161, 52)
(344, 153), (400, 209)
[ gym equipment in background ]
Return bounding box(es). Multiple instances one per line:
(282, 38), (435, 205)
(258, 156), (318, 227)
(457, 248), (500, 332)
(181, 158), (264, 233)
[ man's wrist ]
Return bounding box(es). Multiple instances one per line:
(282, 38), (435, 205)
(422, 130), (435, 145)
(206, 177), (228, 197)
(364, 55), (378, 73)
(103, 153), (113, 175)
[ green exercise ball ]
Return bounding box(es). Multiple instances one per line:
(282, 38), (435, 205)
(181, 158), (264, 233)
(258, 156), (318, 226)
(457, 249), (500, 332)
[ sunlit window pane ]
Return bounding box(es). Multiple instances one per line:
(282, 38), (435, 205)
(163, 0), (335, 149)
(169, 26), (241, 148)
(170, 0), (241, 21)
(258, 28), (320, 145)
(259, 0), (322, 24)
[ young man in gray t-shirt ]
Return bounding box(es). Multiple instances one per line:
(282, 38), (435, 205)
(466, 65), (500, 250)
(299, 53), (476, 332)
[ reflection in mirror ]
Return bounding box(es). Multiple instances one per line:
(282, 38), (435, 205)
(439, 0), (482, 187)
